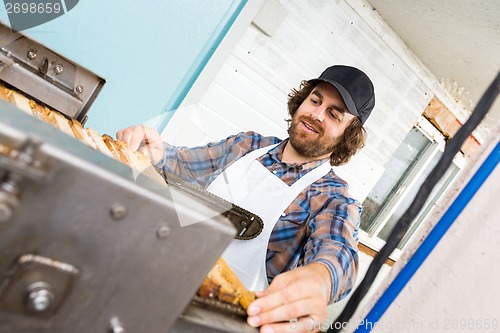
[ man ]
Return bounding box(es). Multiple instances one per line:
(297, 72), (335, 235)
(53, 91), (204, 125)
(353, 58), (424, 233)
(117, 65), (375, 333)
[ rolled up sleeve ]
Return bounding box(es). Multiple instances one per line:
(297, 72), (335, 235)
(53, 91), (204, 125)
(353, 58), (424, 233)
(303, 195), (360, 304)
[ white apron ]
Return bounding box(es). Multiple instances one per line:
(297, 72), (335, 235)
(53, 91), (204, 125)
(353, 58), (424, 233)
(207, 144), (331, 291)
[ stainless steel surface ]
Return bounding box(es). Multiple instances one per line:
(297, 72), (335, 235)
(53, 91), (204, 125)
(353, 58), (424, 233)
(170, 304), (258, 333)
(0, 102), (236, 332)
(0, 137), (41, 225)
(0, 201), (13, 223)
(156, 224), (171, 239)
(0, 23), (104, 123)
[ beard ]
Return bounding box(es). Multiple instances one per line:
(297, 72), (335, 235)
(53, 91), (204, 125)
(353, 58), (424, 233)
(287, 115), (337, 159)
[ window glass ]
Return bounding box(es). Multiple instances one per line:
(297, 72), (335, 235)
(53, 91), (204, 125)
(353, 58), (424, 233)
(361, 127), (431, 233)
(378, 151), (460, 249)
(360, 124), (461, 251)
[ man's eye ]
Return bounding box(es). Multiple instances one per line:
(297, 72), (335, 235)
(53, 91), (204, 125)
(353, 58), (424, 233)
(329, 111), (340, 120)
(311, 99), (320, 104)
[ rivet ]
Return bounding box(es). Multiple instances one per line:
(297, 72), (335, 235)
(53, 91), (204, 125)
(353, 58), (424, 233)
(75, 85), (84, 94)
(156, 225), (170, 239)
(110, 204), (127, 220)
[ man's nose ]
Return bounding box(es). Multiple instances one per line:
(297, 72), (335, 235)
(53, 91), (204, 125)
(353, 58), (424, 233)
(310, 107), (326, 122)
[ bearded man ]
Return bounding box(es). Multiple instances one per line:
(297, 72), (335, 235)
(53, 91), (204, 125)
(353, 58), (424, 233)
(117, 65), (375, 333)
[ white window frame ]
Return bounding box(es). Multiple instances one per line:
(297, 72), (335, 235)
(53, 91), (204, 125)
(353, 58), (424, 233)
(359, 116), (466, 261)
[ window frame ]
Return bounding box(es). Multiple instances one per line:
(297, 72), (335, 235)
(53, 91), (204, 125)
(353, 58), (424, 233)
(359, 116), (466, 260)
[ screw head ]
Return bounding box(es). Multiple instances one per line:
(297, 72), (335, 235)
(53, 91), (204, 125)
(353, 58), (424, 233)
(54, 64), (64, 75)
(75, 85), (84, 94)
(156, 225), (170, 239)
(110, 204), (127, 220)
(27, 49), (37, 60)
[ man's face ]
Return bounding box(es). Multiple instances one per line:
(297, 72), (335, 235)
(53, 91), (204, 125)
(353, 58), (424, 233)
(288, 82), (356, 160)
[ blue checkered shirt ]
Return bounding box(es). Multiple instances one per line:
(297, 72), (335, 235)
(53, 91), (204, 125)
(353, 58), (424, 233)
(156, 131), (360, 303)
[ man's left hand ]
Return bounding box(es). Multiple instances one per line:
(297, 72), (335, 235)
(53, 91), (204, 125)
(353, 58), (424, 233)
(246, 263), (331, 333)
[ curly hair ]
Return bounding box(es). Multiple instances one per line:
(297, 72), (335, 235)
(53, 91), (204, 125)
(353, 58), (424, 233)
(287, 80), (366, 166)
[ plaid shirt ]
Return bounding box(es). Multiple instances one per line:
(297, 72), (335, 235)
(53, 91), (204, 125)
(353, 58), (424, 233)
(156, 131), (360, 303)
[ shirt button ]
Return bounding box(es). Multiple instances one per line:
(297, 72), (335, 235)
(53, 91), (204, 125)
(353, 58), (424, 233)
(281, 213), (286, 217)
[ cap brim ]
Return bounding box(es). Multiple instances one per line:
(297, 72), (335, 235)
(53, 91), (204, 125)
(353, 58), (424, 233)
(308, 78), (360, 118)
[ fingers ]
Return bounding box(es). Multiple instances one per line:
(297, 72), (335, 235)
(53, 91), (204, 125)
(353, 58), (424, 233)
(249, 290), (303, 318)
(116, 125), (164, 164)
(116, 125), (139, 148)
(248, 297), (325, 327)
(249, 275), (324, 317)
(247, 266), (330, 332)
(116, 125), (161, 150)
(132, 125), (151, 151)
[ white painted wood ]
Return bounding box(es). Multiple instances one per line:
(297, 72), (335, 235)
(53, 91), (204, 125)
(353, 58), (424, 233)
(180, 0), (265, 109)
(334, 150), (386, 203)
(252, 0), (288, 37)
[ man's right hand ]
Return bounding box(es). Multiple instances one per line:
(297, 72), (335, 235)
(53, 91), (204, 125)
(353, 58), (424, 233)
(116, 125), (164, 164)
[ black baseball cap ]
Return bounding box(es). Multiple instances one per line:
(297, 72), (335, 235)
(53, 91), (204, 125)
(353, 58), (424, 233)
(308, 65), (375, 124)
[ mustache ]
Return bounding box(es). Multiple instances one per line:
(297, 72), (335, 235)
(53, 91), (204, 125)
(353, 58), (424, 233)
(295, 115), (324, 134)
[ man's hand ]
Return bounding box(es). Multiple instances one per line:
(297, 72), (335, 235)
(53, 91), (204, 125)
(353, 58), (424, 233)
(247, 263), (331, 333)
(116, 125), (164, 164)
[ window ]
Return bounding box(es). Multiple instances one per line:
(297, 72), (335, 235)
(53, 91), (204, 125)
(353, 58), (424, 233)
(360, 117), (464, 258)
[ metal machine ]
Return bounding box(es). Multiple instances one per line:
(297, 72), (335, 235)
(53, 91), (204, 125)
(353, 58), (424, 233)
(0, 23), (258, 333)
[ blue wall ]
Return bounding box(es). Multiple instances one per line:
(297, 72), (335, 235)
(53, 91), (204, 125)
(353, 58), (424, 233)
(0, 0), (246, 134)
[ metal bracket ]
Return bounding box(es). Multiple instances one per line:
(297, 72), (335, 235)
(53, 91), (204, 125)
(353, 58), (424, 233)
(0, 254), (79, 316)
(0, 23), (105, 123)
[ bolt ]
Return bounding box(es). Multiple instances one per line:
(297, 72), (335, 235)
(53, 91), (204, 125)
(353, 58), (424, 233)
(109, 316), (125, 333)
(0, 202), (13, 224)
(110, 204), (127, 220)
(75, 85), (84, 94)
(156, 225), (170, 239)
(27, 49), (37, 60)
(54, 64), (64, 75)
(26, 283), (54, 313)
